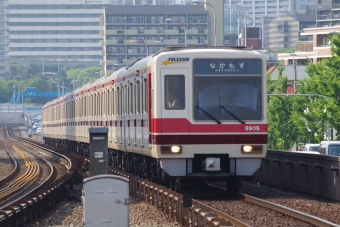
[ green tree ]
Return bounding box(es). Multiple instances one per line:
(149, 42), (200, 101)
(300, 36), (340, 138)
(267, 62), (298, 150)
(67, 66), (102, 86)
(7, 61), (28, 80)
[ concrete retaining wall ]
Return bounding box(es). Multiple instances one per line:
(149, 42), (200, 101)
(254, 150), (340, 200)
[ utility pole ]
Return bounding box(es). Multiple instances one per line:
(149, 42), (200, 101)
(293, 56), (297, 91)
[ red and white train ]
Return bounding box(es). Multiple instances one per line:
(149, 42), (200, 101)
(42, 46), (267, 192)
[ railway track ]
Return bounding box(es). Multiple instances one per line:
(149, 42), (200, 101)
(5, 126), (339, 226)
(0, 146), (40, 205)
(0, 127), (78, 226)
(205, 183), (339, 227)
(107, 166), (340, 227)
(0, 143), (18, 186)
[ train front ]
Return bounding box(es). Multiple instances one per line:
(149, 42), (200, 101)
(151, 48), (267, 190)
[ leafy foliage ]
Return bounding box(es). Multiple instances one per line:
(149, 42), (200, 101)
(1, 62), (102, 104)
(267, 62), (298, 150)
(267, 33), (340, 149)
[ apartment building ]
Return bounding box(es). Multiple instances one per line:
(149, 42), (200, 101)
(0, 0), (9, 79)
(8, 0), (111, 67)
(280, 26), (338, 64)
(316, 0), (340, 27)
(7, 0), (187, 69)
(101, 5), (209, 75)
(122, 0), (177, 4)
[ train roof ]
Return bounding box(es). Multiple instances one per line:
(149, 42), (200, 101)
(153, 46), (251, 56)
(43, 46), (263, 109)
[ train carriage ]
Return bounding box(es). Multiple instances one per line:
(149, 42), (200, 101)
(42, 46), (267, 192)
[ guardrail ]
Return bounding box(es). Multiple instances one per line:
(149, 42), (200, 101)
(113, 169), (250, 227)
(0, 175), (73, 227)
(254, 150), (340, 200)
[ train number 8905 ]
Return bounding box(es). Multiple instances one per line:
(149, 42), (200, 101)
(245, 126), (260, 131)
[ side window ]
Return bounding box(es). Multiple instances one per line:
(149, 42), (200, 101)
(165, 75), (185, 110)
(143, 78), (148, 113)
(117, 87), (120, 115)
(136, 81), (140, 114)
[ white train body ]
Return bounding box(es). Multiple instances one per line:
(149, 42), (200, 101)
(42, 47), (267, 183)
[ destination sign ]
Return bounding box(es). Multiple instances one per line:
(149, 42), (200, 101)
(193, 59), (262, 75)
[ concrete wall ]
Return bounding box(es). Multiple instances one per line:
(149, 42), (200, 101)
(254, 150), (340, 200)
(0, 113), (25, 125)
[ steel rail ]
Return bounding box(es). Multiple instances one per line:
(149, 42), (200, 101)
(0, 139), (55, 210)
(0, 148), (40, 202)
(191, 199), (251, 227)
(207, 183), (339, 227)
(244, 194), (339, 227)
(0, 143), (18, 185)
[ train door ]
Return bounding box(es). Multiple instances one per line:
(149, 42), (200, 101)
(117, 86), (123, 148)
(160, 68), (189, 140)
(122, 85), (127, 149)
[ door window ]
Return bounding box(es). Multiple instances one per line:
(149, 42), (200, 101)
(164, 75), (185, 110)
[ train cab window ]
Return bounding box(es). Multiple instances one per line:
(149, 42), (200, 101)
(165, 75), (185, 110)
(193, 59), (263, 121)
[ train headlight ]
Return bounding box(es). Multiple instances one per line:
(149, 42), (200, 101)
(242, 145), (253, 153)
(241, 145), (263, 154)
(171, 146), (181, 153)
(161, 145), (182, 154)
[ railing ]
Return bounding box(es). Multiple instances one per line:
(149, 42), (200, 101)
(117, 169), (250, 227)
(0, 104), (24, 113)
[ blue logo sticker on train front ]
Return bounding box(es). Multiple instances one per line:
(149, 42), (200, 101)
(162, 57), (190, 66)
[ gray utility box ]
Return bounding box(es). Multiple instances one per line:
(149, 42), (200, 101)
(89, 127), (108, 176)
(83, 175), (130, 227)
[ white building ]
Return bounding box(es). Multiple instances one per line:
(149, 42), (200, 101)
(7, 0), (114, 67)
(7, 0), (186, 68)
(0, 0), (9, 79)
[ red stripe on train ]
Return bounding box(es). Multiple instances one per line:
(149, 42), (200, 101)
(151, 134), (267, 145)
(151, 118), (267, 133)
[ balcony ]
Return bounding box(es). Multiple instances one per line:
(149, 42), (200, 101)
(295, 41), (313, 52)
(332, 13), (340, 19)
(187, 29), (201, 35)
(144, 29), (158, 35)
(164, 30), (179, 35)
(100, 15), (104, 26)
(100, 30), (105, 36)
(106, 30), (118, 35)
(106, 40), (118, 45)
(166, 39), (179, 45)
(317, 14), (330, 20)
(100, 50), (105, 56)
(106, 59), (119, 65)
(187, 39), (199, 45)
(124, 29), (138, 35)
(100, 40), (104, 46)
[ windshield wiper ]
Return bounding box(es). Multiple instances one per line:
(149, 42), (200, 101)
(220, 106), (245, 124)
(196, 106), (221, 124)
